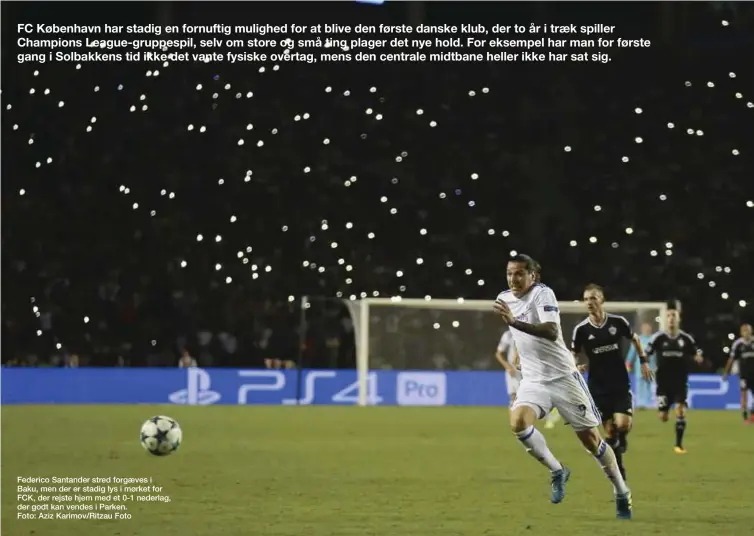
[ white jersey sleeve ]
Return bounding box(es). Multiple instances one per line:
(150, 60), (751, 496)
(533, 287), (560, 323)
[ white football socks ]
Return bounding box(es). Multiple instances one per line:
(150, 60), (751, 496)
(593, 440), (629, 495)
(515, 425), (563, 472)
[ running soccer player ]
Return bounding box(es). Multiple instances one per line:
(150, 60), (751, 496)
(645, 309), (704, 453)
(496, 330), (521, 404)
(626, 323), (657, 408)
(722, 323), (754, 424)
(572, 284), (654, 481)
(493, 255), (632, 519)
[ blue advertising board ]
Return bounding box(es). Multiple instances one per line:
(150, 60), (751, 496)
(0, 368), (743, 409)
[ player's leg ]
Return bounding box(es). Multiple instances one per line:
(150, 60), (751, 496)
(614, 414), (632, 453)
(509, 382), (569, 504)
(614, 390), (634, 454)
(509, 386), (562, 472)
(740, 378), (750, 423)
(554, 374), (631, 519)
(573, 427), (632, 518)
(656, 383), (670, 423)
(601, 412), (628, 482)
(610, 409), (632, 480)
(601, 418), (626, 481)
(673, 403), (687, 453)
(673, 385), (689, 453)
(602, 418), (615, 446)
(592, 393), (626, 481)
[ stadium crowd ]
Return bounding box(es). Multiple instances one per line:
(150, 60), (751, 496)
(2, 2), (752, 371)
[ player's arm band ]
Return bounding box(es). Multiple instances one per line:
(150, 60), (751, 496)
(638, 355), (648, 364)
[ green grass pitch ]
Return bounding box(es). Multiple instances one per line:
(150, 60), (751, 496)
(2, 406), (753, 536)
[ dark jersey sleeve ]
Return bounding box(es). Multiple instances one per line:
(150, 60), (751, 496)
(683, 333), (701, 357)
(730, 340), (742, 361)
(615, 315), (634, 340)
(645, 332), (663, 356)
(571, 324), (584, 354)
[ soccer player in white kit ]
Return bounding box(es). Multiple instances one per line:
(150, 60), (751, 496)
(492, 255), (632, 519)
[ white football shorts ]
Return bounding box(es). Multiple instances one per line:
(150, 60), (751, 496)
(512, 372), (601, 431)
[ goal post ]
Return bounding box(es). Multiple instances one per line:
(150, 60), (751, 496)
(345, 298), (668, 406)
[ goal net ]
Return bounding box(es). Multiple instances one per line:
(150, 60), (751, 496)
(345, 298), (668, 406)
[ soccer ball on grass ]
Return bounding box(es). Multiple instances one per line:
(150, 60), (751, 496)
(140, 416), (182, 456)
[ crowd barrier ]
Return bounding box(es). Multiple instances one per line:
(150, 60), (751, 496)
(0, 368), (742, 408)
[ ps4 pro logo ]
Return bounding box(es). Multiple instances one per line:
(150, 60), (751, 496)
(168, 368), (381, 406)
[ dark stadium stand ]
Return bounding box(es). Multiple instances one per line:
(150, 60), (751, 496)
(2, 2), (752, 370)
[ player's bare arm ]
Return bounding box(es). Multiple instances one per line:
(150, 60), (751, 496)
(573, 350), (589, 373)
(571, 323), (587, 371)
(512, 319), (559, 342)
(722, 354), (735, 380)
(688, 340), (705, 366)
(571, 340), (586, 369)
(722, 338), (737, 379)
(493, 299), (558, 341)
(630, 334), (654, 381)
(571, 331), (588, 370)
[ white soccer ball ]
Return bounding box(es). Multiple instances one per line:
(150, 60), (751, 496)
(140, 416), (182, 456)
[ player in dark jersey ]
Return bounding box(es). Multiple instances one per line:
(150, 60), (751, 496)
(646, 309), (704, 454)
(722, 323), (754, 424)
(572, 284), (653, 481)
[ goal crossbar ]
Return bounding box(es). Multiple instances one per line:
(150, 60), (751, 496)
(357, 298), (666, 311)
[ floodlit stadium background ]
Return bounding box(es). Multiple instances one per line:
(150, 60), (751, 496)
(3, 2), (750, 369)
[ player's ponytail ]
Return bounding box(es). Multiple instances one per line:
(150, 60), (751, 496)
(530, 259), (542, 282)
